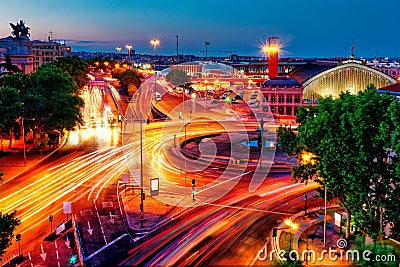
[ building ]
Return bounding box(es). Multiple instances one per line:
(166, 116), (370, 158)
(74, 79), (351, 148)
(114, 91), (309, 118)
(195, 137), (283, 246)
(0, 35), (34, 73)
(32, 39), (71, 72)
(0, 21), (70, 74)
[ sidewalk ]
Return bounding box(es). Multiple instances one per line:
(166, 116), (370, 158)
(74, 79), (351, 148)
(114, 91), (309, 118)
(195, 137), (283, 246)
(0, 137), (53, 183)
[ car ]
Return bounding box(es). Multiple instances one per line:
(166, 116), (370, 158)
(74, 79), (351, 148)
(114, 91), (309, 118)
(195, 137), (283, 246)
(154, 92), (162, 101)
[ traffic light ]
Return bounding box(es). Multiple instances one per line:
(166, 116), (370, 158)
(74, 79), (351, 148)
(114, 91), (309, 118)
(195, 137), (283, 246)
(191, 179), (195, 187)
(140, 203), (143, 211)
(141, 192), (145, 201)
(69, 254), (78, 265)
(272, 228), (278, 237)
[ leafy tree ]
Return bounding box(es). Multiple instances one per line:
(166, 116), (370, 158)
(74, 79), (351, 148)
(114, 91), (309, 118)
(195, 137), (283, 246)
(51, 56), (89, 89)
(278, 84), (400, 240)
(21, 65), (84, 136)
(0, 211), (20, 260)
(166, 68), (190, 86)
(111, 67), (126, 80)
(0, 86), (23, 149)
(119, 70), (142, 95)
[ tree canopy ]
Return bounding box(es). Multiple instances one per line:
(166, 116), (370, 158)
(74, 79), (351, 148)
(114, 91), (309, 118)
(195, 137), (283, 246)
(278, 84), (400, 240)
(50, 56), (89, 89)
(165, 68), (190, 87)
(119, 70), (142, 96)
(0, 211), (20, 260)
(0, 65), (84, 144)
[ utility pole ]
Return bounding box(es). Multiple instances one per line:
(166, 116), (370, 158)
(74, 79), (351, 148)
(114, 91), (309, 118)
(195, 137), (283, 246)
(204, 42), (210, 61)
(176, 35), (179, 64)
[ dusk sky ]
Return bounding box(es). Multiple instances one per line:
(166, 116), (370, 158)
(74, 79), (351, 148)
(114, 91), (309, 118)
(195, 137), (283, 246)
(0, 0), (398, 58)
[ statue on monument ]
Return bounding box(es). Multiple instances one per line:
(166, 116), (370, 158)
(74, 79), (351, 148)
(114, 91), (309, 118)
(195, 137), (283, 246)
(9, 20), (30, 39)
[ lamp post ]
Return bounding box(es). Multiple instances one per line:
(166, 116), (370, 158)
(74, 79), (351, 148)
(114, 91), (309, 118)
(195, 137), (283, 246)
(125, 44), (132, 66)
(116, 46), (121, 59)
(262, 44), (268, 62)
(16, 233), (21, 256)
(304, 194), (308, 216)
(150, 39), (160, 94)
(176, 35), (179, 64)
(204, 41), (210, 61)
(284, 219), (298, 251)
(22, 118), (26, 167)
(140, 110), (144, 228)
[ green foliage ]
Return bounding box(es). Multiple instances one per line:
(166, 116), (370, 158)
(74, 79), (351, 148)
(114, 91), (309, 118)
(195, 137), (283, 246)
(278, 84), (400, 240)
(0, 211), (20, 260)
(166, 68), (190, 86)
(0, 86), (23, 134)
(51, 56), (89, 89)
(277, 125), (299, 156)
(23, 65), (84, 132)
(119, 70), (142, 95)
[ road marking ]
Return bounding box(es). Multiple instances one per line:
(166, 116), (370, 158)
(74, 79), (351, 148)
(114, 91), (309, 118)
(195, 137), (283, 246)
(40, 243), (46, 261)
(84, 234), (128, 261)
(92, 199), (108, 245)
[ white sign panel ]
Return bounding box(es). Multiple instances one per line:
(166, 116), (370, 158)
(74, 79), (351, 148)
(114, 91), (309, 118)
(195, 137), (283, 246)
(63, 202), (72, 214)
(334, 212), (342, 227)
(56, 223), (65, 235)
(150, 178), (159, 196)
(122, 173), (129, 184)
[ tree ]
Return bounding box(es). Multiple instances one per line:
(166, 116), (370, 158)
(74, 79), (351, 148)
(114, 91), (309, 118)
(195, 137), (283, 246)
(51, 56), (89, 89)
(0, 211), (20, 260)
(0, 86), (24, 149)
(119, 70), (142, 95)
(165, 68), (190, 86)
(278, 84), (400, 240)
(21, 65), (84, 138)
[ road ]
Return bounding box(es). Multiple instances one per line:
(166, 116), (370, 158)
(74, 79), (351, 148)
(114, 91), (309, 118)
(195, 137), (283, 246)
(120, 175), (321, 266)
(1, 76), (314, 266)
(0, 85), (128, 266)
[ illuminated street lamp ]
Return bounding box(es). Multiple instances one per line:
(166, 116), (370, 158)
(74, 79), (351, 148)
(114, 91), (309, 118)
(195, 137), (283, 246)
(204, 41), (210, 61)
(116, 46), (121, 59)
(150, 39), (160, 68)
(125, 44), (132, 65)
(150, 39), (160, 92)
(284, 219), (298, 251)
(262, 44), (268, 62)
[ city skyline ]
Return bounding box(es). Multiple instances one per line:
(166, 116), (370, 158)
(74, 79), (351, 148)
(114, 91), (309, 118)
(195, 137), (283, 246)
(0, 1), (399, 58)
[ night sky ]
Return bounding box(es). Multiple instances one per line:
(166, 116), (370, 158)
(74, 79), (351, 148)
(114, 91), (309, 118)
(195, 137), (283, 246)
(0, 0), (398, 58)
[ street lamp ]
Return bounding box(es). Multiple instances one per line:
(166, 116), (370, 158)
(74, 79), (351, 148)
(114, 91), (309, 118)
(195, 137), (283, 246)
(16, 233), (21, 256)
(262, 44), (268, 62)
(125, 44), (132, 66)
(150, 39), (160, 94)
(116, 46), (121, 59)
(21, 117), (35, 167)
(204, 41), (210, 61)
(284, 219), (298, 251)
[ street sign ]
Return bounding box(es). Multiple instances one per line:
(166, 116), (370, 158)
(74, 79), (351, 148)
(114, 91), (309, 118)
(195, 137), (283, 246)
(150, 178), (159, 196)
(56, 223), (65, 235)
(122, 173), (129, 184)
(63, 202), (72, 214)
